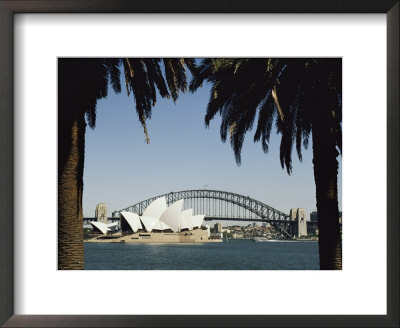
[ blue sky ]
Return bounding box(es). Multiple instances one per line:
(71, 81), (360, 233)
(82, 65), (342, 221)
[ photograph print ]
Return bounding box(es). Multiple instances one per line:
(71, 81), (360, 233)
(58, 58), (342, 270)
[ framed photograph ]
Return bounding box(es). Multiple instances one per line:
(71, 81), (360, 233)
(0, 0), (398, 327)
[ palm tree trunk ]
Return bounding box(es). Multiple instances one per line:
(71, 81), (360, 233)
(58, 112), (86, 270)
(312, 124), (342, 270)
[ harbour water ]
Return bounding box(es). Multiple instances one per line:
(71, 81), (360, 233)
(84, 239), (319, 270)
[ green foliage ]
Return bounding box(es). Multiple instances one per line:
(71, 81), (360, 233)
(122, 58), (197, 143)
(190, 58), (342, 174)
(59, 58), (198, 142)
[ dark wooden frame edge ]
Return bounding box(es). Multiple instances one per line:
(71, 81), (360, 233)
(0, 0), (398, 327)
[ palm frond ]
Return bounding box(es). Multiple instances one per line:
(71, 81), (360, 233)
(143, 59), (170, 99)
(121, 57), (193, 142)
(104, 58), (122, 94)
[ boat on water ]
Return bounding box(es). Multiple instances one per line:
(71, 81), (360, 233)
(252, 237), (281, 242)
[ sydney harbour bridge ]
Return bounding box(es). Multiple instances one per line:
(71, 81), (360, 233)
(106, 189), (312, 238)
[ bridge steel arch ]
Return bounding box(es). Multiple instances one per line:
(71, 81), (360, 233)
(114, 190), (293, 238)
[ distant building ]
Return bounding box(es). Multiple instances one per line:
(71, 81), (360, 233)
(88, 197), (218, 243)
(310, 211), (318, 222)
(95, 203), (108, 224)
(232, 232), (243, 239)
(214, 223), (222, 233)
(309, 211), (342, 224)
(307, 223), (318, 236)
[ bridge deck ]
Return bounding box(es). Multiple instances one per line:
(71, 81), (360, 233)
(83, 217), (319, 225)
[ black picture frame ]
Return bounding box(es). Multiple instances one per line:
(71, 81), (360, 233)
(0, 1), (398, 327)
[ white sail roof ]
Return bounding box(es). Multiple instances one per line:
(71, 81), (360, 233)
(192, 215), (205, 228)
(120, 211), (143, 232)
(117, 198), (206, 234)
(152, 221), (171, 231)
(159, 199), (184, 232)
(139, 215), (158, 232)
(179, 209), (194, 231)
(90, 221), (109, 235)
(142, 197), (167, 219)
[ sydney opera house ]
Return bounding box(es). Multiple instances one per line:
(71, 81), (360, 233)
(88, 197), (218, 243)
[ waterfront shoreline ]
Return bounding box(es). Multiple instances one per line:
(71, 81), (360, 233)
(85, 229), (223, 244)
